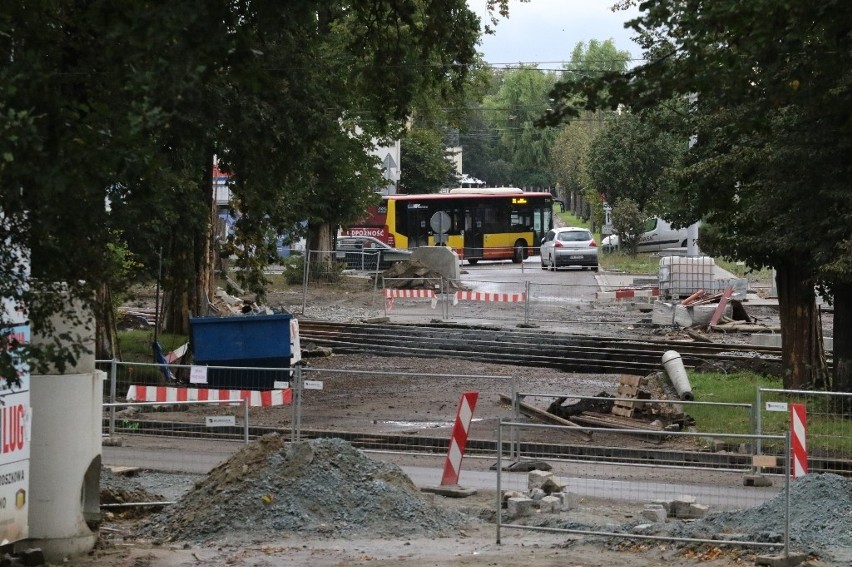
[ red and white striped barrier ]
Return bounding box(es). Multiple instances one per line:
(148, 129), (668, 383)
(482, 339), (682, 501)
(455, 291), (526, 303)
(441, 391), (479, 486)
(791, 403), (807, 478)
(384, 288), (437, 312)
(595, 287), (660, 302)
(126, 385), (292, 407)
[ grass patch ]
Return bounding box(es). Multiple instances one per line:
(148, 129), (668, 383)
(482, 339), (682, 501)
(117, 329), (189, 384)
(687, 371), (781, 435)
(555, 210), (590, 229)
(120, 329), (188, 362)
(686, 371), (852, 456)
(598, 251), (659, 274)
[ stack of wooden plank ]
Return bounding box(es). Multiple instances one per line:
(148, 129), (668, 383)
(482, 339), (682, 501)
(611, 374), (645, 418)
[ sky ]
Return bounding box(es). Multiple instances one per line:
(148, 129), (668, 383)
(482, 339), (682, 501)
(466, 0), (642, 68)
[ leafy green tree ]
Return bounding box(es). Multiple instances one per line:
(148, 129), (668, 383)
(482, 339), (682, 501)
(484, 67), (559, 188)
(585, 108), (685, 211)
(610, 198), (646, 256)
(0, 1), (486, 375)
(399, 129), (459, 194)
(543, 1), (851, 390)
(550, 40), (631, 224)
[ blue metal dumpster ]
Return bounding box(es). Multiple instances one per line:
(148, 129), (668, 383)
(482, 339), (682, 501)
(189, 314), (292, 390)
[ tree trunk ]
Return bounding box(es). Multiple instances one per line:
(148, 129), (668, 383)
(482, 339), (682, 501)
(94, 283), (119, 360)
(832, 281), (852, 393)
(775, 263), (827, 389)
(163, 154), (216, 335)
(195, 156), (216, 318)
(306, 221), (336, 282)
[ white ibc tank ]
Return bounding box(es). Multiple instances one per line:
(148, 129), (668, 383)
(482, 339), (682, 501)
(659, 256), (715, 299)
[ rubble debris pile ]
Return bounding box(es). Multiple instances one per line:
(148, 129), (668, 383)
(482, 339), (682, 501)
(502, 470), (577, 520)
(670, 473), (852, 561)
(547, 392), (615, 418)
(382, 259), (468, 291)
(545, 375), (694, 435)
(139, 435), (475, 543)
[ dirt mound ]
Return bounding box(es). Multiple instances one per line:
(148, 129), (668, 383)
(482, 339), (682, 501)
(139, 435), (475, 543)
(100, 468), (166, 519)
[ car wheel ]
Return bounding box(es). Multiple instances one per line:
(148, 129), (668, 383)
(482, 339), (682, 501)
(467, 258), (478, 266)
(592, 266), (599, 272)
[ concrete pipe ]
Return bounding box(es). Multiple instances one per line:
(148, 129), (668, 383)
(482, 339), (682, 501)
(661, 350), (694, 401)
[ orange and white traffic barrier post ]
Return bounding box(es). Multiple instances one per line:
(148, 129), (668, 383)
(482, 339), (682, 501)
(441, 391), (479, 486)
(791, 403), (807, 478)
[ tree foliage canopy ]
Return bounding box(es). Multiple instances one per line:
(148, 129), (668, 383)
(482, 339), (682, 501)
(0, 1), (486, 377)
(543, 0), (851, 389)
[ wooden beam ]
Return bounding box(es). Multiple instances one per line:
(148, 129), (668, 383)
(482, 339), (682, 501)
(499, 394), (592, 440)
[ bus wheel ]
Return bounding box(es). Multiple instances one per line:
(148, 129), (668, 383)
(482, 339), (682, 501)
(467, 258), (479, 266)
(512, 240), (527, 263)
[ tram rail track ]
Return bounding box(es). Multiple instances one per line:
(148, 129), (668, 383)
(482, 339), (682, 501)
(297, 320), (792, 375)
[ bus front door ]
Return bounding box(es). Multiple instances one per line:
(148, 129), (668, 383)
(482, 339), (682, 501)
(463, 210), (483, 262)
(408, 208), (430, 248)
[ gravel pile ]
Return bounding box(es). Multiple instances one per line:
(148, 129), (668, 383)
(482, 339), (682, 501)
(669, 473), (852, 559)
(138, 435), (475, 543)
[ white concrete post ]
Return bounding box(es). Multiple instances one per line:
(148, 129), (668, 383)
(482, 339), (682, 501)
(24, 294), (103, 561)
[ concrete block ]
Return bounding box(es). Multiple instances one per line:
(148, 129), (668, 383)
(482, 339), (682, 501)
(528, 469), (553, 491)
(672, 504), (710, 520)
(743, 474), (774, 487)
(755, 552), (808, 567)
(641, 504), (667, 523)
(539, 496), (561, 513)
(411, 246), (460, 281)
(557, 491), (578, 511)
(652, 301), (676, 326)
(670, 495), (699, 518)
(631, 523), (656, 534)
(543, 476), (567, 493)
(506, 497), (536, 519)
(501, 490), (527, 508)
(529, 488), (546, 501)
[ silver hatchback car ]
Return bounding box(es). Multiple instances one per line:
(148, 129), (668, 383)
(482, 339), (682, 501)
(540, 227), (599, 271)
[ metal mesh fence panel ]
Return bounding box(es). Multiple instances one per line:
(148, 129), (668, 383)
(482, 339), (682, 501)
(757, 388), (852, 475)
(496, 420), (789, 553)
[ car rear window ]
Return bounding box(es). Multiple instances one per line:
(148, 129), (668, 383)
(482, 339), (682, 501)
(558, 230), (591, 242)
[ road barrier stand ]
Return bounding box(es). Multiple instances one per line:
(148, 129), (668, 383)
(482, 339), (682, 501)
(441, 392), (479, 487)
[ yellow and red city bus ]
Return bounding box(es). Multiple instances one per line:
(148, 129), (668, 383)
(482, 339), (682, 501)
(345, 188), (553, 264)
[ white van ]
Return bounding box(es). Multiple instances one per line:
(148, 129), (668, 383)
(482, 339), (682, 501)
(601, 217), (690, 253)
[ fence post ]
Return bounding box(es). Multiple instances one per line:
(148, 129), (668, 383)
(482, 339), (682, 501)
(383, 277), (388, 318)
(784, 430), (791, 558)
(511, 376), (520, 460)
(496, 418), (502, 545)
(109, 359), (118, 438)
(301, 250), (311, 315)
(524, 281), (531, 326)
(292, 365), (303, 442)
(754, 386), (763, 458)
(442, 277), (449, 320)
(243, 397), (250, 444)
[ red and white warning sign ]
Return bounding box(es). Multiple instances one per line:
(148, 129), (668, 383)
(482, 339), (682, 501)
(441, 392), (478, 486)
